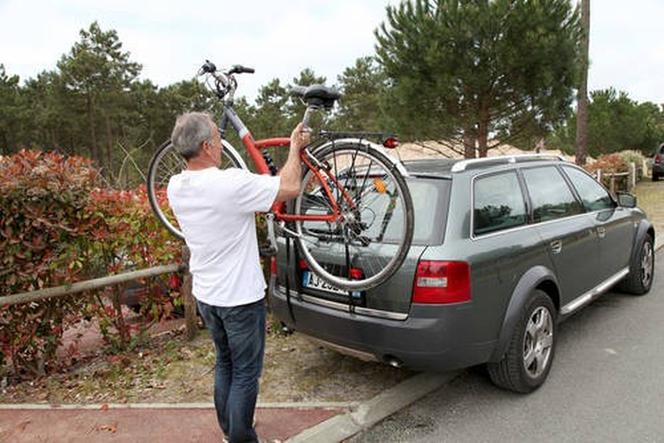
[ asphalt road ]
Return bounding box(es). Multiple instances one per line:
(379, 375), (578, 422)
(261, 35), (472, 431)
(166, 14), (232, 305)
(350, 250), (664, 443)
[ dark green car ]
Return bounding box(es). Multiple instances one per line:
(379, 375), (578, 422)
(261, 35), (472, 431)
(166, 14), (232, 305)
(268, 155), (655, 393)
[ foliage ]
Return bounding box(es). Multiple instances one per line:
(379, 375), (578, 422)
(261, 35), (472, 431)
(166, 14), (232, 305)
(549, 88), (664, 156)
(617, 150), (646, 167)
(0, 22), (217, 184)
(56, 21), (141, 171)
(585, 153), (629, 175)
(331, 56), (389, 133)
(584, 153), (633, 191)
(375, 0), (581, 157)
(0, 150), (100, 375)
(0, 65), (23, 153)
(0, 150), (182, 378)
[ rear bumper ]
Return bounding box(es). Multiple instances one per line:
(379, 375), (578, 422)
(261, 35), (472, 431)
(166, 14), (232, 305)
(268, 282), (495, 371)
(653, 163), (664, 175)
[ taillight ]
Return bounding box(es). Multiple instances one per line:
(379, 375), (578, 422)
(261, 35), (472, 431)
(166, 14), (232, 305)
(383, 136), (399, 149)
(412, 260), (471, 304)
(656, 154), (661, 164)
(270, 257), (277, 276)
(299, 259), (363, 280)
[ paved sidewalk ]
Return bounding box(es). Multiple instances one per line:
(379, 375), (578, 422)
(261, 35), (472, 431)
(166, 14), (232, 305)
(0, 372), (457, 443)
(0, 404), (345, 442)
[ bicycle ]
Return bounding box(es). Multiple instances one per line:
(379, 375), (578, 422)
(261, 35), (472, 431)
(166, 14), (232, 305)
(147, 60), (414, 291)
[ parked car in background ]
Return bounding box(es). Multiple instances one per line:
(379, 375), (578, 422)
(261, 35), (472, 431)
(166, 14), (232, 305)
(269, 155), (655, 393)
(652, 142), (664, 181)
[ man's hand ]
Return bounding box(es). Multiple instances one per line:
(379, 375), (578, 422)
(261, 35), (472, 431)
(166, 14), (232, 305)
(290, 123), (311, 151)
(274, 123), (308, 203)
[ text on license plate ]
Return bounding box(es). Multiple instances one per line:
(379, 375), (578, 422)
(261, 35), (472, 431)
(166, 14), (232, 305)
(302, 271), (360, 297)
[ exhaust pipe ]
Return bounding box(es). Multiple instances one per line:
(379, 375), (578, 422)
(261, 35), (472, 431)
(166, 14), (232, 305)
(384, 355), (403, 368)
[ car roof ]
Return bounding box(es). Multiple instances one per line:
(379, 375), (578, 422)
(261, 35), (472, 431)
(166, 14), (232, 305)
(403, 159), (457, 178)
(403, 155), (567, 178)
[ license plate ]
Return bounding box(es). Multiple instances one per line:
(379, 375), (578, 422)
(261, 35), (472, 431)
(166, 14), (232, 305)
(302, 271), (361, 298)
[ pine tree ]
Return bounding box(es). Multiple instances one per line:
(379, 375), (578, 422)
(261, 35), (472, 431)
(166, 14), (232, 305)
(375, 0), (581, 157)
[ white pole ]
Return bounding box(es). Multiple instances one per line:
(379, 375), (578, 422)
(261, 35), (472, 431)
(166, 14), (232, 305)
(630, 162), (637, 190)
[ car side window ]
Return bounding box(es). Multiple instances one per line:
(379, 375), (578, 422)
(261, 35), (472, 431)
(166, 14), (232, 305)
(522, 166), (583, 223)
(562, 166), (614, 212)
(473, 171), (527, 236)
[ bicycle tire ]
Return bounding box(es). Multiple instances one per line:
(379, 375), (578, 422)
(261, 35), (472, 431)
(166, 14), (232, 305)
(146, 139), (246, 239)
(294, 141), (414, 291)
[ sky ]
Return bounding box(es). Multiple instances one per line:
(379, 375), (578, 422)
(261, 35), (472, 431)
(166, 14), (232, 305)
(1, 0), (663, 105)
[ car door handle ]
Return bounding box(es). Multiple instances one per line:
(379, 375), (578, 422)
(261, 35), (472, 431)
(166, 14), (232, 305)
(550, 240), (563, 254)
(597, 227), (606, 239)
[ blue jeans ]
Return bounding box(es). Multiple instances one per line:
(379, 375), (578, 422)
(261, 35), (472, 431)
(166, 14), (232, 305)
(197, 298), (266, 443)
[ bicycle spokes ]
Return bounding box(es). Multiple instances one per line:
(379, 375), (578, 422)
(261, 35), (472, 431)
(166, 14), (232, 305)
(294, 144), (413, 290)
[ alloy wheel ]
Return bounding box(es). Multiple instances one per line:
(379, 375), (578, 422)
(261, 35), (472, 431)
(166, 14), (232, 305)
(522, 306), (554, 379)
(641, 241), (654, 288)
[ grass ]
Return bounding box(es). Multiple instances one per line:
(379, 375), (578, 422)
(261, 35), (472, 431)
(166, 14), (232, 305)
(633, 179), (664, 247)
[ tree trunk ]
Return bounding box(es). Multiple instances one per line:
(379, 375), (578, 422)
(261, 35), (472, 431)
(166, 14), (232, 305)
(86, 94), (99, 165)
(105, 114), (113, 179)
(111, 285), (130, 348)
(477, 102), (490, 158)
(463, 128), (476, 159)
(0, 131), (8, 155)
(575, 0), (590, 166)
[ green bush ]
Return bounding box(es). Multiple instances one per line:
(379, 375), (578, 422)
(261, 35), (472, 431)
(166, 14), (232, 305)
(617, 150), (646, 167)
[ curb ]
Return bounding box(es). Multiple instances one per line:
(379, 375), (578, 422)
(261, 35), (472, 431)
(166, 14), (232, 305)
(286, 371), (460, 443)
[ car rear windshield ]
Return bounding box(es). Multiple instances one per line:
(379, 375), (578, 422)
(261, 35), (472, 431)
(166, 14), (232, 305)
(364, 177), (449, 245)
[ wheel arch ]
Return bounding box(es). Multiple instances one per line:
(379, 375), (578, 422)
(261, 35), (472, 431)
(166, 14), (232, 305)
(631, 220), (655, 263)
(489, 265), (560, 362)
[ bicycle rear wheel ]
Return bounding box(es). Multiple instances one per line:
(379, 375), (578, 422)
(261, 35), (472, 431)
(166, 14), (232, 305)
(294, 141), (414, 291)
(146, 139), (246, 239)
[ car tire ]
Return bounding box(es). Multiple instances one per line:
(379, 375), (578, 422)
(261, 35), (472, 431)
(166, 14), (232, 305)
(617, 234), (654, 295)
(653, 173), (659, 182)
(487, 290), (556, 394)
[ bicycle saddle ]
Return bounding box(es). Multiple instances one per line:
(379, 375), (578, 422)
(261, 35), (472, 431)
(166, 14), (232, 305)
(291, 84), (341, 109)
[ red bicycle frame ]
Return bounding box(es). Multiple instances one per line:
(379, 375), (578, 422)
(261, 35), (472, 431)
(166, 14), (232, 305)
(238, 131), (349, 223)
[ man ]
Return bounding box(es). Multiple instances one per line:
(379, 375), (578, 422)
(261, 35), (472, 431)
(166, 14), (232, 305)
(166, 112), (308, 443)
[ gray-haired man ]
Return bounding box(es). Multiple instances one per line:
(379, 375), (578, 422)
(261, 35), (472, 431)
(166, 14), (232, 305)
(167, 112), (308, 442)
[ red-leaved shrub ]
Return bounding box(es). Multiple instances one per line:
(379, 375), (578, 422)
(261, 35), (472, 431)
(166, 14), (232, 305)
(1, 150), (181, 378)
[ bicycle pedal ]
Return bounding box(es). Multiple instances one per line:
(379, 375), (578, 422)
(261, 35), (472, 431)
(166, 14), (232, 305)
(259, 244), (278, 257)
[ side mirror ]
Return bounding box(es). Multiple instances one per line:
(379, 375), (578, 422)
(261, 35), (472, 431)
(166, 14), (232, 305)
(617, 192), (637, 208)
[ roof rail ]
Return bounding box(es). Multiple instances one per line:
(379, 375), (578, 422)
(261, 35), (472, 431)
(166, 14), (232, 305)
(450, 154), (567, 172)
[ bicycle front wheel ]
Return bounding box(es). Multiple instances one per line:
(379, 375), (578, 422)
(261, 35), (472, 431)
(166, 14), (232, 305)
(146, 139), (246, 239)
(294, 141), (414, 291)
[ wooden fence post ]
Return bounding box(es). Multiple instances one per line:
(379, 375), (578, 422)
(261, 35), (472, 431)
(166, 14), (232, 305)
(596, 169), (602, 183)
(181, 246), (197, 340)
(610, 175), (616, 193)
(630, 162), (637, 190)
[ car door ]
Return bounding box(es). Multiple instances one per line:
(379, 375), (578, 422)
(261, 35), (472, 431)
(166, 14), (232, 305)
(520, 166), (600, 305)
(561, 165), (635, 280)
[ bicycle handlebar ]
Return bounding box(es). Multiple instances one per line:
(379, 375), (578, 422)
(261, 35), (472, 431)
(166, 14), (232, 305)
(198, 60), (255, 102)
(229, 64), (255, 74)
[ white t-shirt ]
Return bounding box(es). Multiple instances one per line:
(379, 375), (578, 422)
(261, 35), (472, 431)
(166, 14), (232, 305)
(167, 167), (280, 307)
